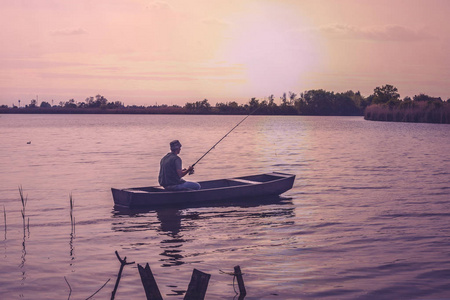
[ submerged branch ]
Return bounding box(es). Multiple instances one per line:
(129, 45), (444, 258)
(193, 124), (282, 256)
(86, 278), (111, 300)
(111, 251), (135, 300)
(64, 276), (72, 300)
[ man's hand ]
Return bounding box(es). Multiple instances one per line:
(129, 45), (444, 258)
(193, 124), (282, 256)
(187, 165), (195, 175)
(180, 165), (195, 177)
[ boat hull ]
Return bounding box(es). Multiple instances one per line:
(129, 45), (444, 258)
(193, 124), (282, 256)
(111, 172), (295, 208)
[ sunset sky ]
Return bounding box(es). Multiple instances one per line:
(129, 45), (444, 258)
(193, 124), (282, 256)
(1, 0), (449, 107)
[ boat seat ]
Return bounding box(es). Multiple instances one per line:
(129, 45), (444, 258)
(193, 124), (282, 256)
(230, 178), (261, 185)
(124, 189), (149, 193)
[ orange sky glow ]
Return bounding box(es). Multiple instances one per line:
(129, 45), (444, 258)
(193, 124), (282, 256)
(1, 0), (449, 106)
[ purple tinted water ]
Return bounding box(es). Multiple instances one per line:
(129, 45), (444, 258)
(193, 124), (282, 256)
(1, 114), (449, 299)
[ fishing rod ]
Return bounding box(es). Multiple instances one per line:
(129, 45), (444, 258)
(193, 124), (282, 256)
(189, 107), (259, 173)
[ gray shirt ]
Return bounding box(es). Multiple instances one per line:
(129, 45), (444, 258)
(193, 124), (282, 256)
(158, 152), (185, 187)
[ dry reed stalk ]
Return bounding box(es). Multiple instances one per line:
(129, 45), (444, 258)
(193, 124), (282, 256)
(3, 205), (6, 240)
(86, 278), (110, 300)
(64, 276), (72, 300)
(365, 102), (450, 123)
(69, 193), (75, 234)
(18, 186), (28, 232)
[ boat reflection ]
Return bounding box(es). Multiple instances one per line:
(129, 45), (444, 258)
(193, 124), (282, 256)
(111, 195), (294, 267)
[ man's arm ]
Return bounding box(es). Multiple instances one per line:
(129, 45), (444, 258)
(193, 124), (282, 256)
(175, 157), (194, 178)
(177, 165), (194, 178)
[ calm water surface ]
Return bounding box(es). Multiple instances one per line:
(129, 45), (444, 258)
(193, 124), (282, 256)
(1, 114), (449, 299)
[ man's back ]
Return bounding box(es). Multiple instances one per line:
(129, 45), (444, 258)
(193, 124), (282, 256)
(158, 152), (183, 187)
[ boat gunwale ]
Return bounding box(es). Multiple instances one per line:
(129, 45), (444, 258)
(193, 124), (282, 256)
(114, 172), (295, 195)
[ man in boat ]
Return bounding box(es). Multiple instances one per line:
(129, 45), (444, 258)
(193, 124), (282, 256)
(158, 140), (201, 190)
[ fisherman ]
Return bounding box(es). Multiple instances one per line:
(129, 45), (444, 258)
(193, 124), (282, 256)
(158, 140), (201, 190)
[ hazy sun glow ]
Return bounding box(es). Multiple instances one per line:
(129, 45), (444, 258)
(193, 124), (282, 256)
(1, 0), (449, 106)
(220, 2), (323, 98)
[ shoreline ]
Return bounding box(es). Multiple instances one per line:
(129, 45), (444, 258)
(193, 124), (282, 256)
(0, 106), (359, 116)
(2, 104), (449, 124)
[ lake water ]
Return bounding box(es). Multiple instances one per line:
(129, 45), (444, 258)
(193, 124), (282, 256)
(1, 114), (449, 299)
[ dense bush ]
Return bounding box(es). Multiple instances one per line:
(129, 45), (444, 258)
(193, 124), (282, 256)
(365, 101), (450, 123)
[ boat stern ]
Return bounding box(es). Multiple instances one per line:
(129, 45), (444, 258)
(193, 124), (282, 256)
(111, 188), (133, 208)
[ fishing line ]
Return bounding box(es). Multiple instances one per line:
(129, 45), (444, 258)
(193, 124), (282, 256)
(190, 107), (259, 172)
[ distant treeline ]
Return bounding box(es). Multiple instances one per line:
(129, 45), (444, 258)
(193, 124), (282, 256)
(1, 85), (449, 123)
(0, 91), (366, 115)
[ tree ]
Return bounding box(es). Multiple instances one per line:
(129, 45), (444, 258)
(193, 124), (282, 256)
(372, 84), (400, 105)
(64, 99), (77, 108)
(95, 94), (108, 107)
(196, 99), (211, 111)
(29, 99), (37, 108)
(106, 101), (123, 109)
(228, 101), (239, 109)
(215, 101), (241, 113)
(267, 95), (274, 106)
(248, 98), (259, 111)
(184, 99), (211, 112)
(403, 96), (412, 102)
(301, 89), (334, 115)
(413, 94), (442, 102)
(40, 101), (51, 108)
(280, 93), (287, 106)
(185, 102), (194, 110)
(334, 92), (360, 115)
(288, 92), (297, 104)
(85, 96), (95, 107)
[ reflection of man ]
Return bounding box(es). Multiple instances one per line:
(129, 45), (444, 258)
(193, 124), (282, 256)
(158, 140), (201, 190)
(156, 208), (182, 236)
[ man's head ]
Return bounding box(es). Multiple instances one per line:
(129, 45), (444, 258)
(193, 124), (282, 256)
(170, 140), (182, 152)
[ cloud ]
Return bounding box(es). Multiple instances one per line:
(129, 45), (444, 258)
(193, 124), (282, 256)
(147, 1), (172, 11)
(50, 28), (87, 36)
(316, 24), (435, 42)
(37, 63), (244, 82)
(40, 72), (196, 82)
(0, 58), (88, 69)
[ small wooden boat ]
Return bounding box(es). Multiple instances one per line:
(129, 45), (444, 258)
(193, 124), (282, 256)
(111, 172), (295, 208)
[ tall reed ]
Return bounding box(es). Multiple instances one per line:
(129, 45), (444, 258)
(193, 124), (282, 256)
(69, 193), (75, 234)
(18, 186), (28, 269)
(365, 101), (450, 123)
(3, 205), (6, 240)
(18, 186), (28, 232)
